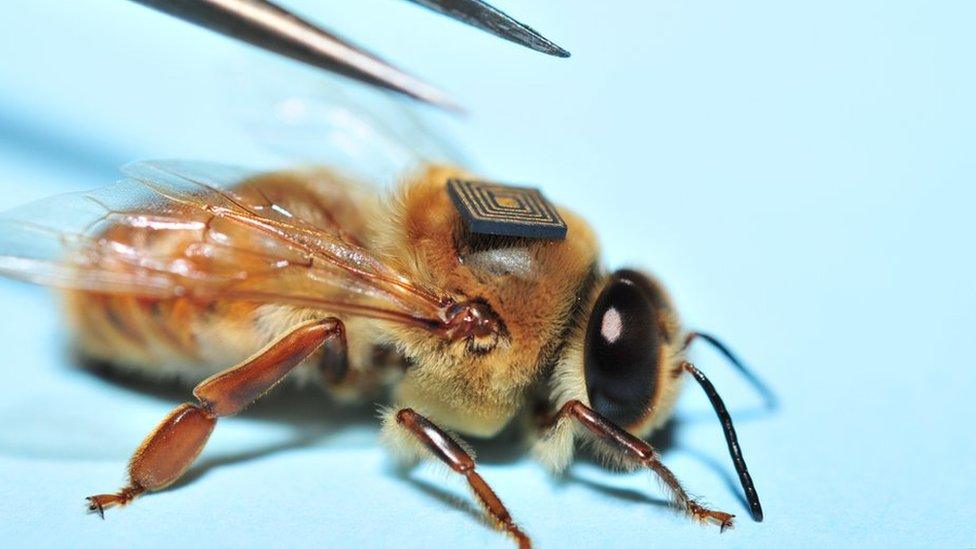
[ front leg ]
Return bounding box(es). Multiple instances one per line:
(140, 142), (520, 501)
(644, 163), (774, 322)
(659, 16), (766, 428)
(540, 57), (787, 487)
(544, 400), (735, 531)
(388, 409), (531, 549)
(87, 318), (343, 516)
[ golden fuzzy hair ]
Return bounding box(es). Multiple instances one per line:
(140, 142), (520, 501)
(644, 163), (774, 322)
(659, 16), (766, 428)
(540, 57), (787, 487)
(371, 166), (600, 437)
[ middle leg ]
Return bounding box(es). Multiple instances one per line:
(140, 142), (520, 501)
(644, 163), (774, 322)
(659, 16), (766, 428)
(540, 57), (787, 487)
(392, 408), (531, 549)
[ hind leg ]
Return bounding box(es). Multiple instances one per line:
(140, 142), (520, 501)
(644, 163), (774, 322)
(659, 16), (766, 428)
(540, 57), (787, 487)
(87, 318), (343, 516)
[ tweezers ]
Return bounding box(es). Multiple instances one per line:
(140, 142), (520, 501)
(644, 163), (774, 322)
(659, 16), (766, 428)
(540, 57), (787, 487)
(128, 0), (570, 111)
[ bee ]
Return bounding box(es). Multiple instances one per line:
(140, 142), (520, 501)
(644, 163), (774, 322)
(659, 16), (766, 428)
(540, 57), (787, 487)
(0, 97), (767, 549)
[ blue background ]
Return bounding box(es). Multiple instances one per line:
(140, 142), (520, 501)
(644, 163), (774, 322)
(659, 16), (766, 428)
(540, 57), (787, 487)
(1, 1), (974, 547)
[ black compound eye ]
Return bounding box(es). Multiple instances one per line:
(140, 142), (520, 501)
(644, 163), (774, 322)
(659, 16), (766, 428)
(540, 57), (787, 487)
(583, 272), (662, 427)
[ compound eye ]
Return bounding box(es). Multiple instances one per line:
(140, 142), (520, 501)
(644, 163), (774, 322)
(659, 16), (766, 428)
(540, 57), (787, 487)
(583, 272), (662, 427)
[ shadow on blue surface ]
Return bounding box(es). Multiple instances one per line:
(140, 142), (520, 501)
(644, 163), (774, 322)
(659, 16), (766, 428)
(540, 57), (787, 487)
(79, 353), (763, 523)
(0, 104), (130, 179)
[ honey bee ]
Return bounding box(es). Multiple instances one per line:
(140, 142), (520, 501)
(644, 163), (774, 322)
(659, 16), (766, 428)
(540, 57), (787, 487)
(0, 95), (767, 548)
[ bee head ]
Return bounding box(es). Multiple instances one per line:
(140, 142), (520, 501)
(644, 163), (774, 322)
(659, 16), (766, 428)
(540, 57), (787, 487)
(562, 269), (770, 522)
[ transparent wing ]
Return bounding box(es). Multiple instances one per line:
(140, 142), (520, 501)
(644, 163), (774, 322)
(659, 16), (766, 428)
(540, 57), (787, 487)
(225, 54), (471, 186)
(0, 160), (450, 328)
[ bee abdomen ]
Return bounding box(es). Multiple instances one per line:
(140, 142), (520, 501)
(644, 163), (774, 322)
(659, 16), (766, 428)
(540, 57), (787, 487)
(62, 291), (257, 382)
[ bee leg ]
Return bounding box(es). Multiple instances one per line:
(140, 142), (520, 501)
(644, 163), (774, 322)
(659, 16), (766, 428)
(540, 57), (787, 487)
(317, 321), (350, 386)
(86, 403), (211, 517)
(86, 318), (343, 516)
(394, 409), (532, 549)
(550, 400), (735, 532)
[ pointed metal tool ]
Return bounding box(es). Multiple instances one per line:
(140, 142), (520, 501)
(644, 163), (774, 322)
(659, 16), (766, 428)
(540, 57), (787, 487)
(126, 0), (569, 112)
(128, 0), (461, 111)
(406, 0), (570, 58)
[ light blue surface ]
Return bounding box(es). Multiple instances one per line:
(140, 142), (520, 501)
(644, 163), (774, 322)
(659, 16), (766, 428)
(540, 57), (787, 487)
(1, 1), (974, 547)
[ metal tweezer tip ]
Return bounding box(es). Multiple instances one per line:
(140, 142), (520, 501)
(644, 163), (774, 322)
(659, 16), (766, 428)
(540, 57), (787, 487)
(128, 0), (462, 111)
(407, 0), (571, 57)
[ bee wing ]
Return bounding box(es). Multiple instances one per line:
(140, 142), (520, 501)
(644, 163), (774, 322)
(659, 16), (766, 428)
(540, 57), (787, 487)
(226, 57), (471, 185)
(0, 160), (450, 328)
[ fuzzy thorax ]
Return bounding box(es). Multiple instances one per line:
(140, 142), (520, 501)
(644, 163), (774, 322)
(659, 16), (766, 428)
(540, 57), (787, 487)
(371, 166), (600, 437)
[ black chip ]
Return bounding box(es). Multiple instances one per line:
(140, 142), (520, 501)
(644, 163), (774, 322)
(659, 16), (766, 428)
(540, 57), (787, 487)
(447, 179), (567, 240)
